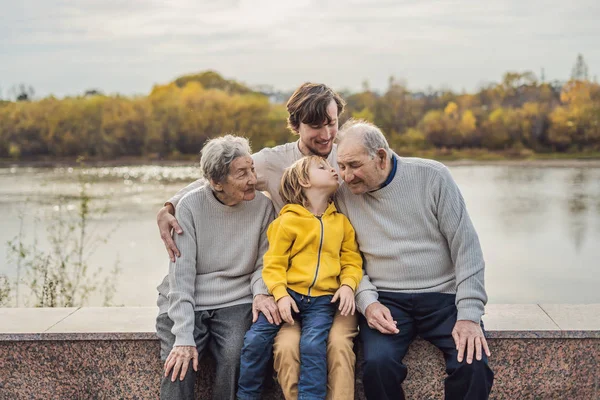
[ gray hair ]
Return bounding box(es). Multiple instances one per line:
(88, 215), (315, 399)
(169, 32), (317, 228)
(337, 119), (392, 159)
(200, 134), (252, 183)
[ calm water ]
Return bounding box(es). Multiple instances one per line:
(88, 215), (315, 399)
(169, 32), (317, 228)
(1, 163), (599, 306)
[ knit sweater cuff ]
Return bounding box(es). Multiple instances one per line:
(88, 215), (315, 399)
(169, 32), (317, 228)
(252, 279), (269, 297)
(456, 299), (485, 324)
(174, 333), (196, 348)
(356, 291), (379, 315)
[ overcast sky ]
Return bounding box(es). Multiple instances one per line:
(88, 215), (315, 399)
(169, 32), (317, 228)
(1, 0), (599, 98)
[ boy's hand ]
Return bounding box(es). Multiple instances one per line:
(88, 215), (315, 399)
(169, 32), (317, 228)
(331, 285), (355, 316)
(277, 296), (299, 325)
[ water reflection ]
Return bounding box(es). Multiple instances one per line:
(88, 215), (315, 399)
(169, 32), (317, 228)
(565, 169), (597, 251)
(491, 167), (549, 234)
(2, 164), (600, 305)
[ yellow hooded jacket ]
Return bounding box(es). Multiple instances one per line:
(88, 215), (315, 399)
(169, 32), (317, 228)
(262, 202), (363, 301)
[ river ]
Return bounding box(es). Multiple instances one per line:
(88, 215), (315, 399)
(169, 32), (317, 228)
(1, 162), (599, 306)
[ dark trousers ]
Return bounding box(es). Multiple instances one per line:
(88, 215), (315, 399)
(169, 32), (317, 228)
(238, 290), (336, 400)
(156, 303), (253, 400)
(359, 292), (494, 400)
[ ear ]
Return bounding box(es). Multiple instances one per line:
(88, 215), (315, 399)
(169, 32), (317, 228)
(376, 149), (388, 168)
(210, 179), (222, 191)
(298, 177), (311, 189)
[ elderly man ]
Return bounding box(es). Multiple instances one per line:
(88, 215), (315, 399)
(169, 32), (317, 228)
(335, 119), (494, 400)
(157, 83), (357, 399)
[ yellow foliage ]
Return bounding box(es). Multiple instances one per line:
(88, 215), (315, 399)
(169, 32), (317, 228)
(444, 102), (459, 118)
(352, 108), (375, 122)
(458, 110), (477, 135)
(560, 80), (592, 105)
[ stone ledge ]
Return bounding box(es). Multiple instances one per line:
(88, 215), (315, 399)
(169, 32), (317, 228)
(2, 304), (599, 340)
(0, 305), (598, 399)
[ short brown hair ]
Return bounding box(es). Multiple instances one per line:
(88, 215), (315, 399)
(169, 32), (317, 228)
(279, 155), (331, 208)
(286, 83), (346, 134)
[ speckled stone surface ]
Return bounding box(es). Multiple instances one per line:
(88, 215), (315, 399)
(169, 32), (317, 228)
(1, 306), (599, 399)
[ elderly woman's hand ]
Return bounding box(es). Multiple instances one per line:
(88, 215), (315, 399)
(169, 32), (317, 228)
(253, 294), (282, 325)
(164, 345), (198, 382)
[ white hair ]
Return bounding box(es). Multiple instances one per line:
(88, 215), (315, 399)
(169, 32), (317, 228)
(337, 119), (391, 159)
(200, 134), (252, 183)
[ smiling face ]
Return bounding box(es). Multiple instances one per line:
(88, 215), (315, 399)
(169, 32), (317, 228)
(297, 99), (339, 157)
(212, 156), (257, 206)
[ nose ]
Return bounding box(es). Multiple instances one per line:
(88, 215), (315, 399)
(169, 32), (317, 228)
(321, 125), (334, 140)
(248, 172), (257, 186)
(343, 170), (353, 183)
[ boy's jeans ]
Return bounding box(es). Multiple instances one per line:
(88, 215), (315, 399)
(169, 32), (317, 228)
(238, 289), (336, 400)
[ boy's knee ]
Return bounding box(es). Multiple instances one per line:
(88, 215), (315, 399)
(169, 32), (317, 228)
(243, 328), (270, 352)
(301, 334), (328, 356)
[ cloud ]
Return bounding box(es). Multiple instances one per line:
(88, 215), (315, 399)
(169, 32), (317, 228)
(1, 0), (599, 97)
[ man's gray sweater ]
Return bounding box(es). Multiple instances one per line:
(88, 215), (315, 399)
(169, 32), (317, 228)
(336, 156), (487, 323)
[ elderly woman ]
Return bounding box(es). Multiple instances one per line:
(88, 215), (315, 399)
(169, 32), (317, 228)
(155, 134), (275, 400)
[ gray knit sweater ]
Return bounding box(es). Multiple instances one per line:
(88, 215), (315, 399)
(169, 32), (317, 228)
(157, 183), (275, 347)
(336, 156), (487, 323)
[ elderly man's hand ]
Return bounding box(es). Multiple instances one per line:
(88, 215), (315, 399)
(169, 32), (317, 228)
(452, 320), (491, 364)
(157, 204), (183, 262)
(253, 294), (281, 325)
(365, 302), (399, 335)
(164, 345), (198, 382)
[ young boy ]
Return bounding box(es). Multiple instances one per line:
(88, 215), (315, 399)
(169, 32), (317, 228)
(237, 155), (363, 400)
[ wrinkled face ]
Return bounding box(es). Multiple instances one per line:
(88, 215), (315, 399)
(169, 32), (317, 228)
(297, 100), (339, 157)
(337, 140), (384, 194)
(213, 156), (257, 206)
(307, 158), (339, 194)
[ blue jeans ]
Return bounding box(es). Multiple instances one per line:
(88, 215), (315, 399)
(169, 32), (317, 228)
(237, 289), (336, 400)
(359, 292), (494, 400)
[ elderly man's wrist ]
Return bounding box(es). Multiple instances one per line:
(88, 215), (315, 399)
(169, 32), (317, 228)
(356, 292), (379, 315)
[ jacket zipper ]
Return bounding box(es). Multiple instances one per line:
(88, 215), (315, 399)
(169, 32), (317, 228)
(307, 215), (324, 297)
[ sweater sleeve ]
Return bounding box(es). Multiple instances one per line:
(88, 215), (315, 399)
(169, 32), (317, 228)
(434, 166), (487, 323)
(339, 215), (363, 291)
(167, 201), (198, 347)
(167, 179), (206, 209)
(251, 202), (276, 297)
(355, 269), (380, 315)
(262, 217), (294, 301)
